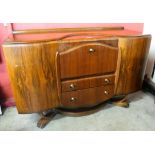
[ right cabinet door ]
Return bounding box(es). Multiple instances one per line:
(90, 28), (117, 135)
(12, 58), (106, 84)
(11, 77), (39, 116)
(115, 35), (151, 95)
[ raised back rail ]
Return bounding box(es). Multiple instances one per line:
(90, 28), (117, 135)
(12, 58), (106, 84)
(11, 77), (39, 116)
(12, 26), (124, 35)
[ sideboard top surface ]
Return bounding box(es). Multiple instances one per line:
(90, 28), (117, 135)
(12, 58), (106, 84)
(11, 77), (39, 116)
(3, 26), (146, 45)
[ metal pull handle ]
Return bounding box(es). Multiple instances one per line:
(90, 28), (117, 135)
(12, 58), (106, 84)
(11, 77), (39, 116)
(104, 78), (110, 83)
(70, 83), (75, 89)
(70, 97), (77, 102)
(104, 90), (109, 95)
(89, 48), (95, 53)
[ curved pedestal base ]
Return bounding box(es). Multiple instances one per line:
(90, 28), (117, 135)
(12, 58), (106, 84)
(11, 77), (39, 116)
(37, 96), (129, 128)
(113, 98), (129, 108)
(37, 109), (59, 128)
(110, 95), (129, 108)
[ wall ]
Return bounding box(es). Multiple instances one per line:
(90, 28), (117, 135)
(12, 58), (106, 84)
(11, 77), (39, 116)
(12, 23), (143, 31)
(143, 23), (155, 81)
(0, 24), (14, 106)
(0, 23), (144, 107)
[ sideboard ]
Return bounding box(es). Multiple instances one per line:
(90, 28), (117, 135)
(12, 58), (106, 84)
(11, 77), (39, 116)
(2, 27), (151, 128)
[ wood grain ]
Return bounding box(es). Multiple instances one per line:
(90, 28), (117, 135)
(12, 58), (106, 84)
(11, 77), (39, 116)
(12, 26), (124, 35)
(61, 85), (114, 108)
(2, 38), (118, 113)
(61, 74), (115, 92)
(2, 42), (61, 113)
(59, 43), (118, 79)
(3, 34), (151, 114)
(115, 35), (151, 95)
(58, 38), (118, 52)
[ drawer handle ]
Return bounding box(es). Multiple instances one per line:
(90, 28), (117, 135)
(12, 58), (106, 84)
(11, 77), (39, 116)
(104, 78), (110, 83)
(104, 90), (109, 95)
(70, 83), (75, 89)
(70, 97), (77, 102)
(89, 48), (95, 53)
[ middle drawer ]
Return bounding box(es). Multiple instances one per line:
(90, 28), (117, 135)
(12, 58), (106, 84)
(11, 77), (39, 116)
(61, 74), (115, 92)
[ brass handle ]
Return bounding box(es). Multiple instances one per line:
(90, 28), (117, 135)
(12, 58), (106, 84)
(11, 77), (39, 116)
(70, 97), (77, 102)
(104, 78), (110, 83)
(104, 90), (109, 95)
(89, 48), (95, 53)
(70, 83), (75, 89)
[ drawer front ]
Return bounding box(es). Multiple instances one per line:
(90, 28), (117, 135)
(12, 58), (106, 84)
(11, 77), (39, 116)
(61, 85), (114, 108)
(61, 74), (115, 92)
(59, 43), (118, 79)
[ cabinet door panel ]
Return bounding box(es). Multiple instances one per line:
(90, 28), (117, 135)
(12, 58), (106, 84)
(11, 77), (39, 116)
(59, 43), (118, 79)
(3, 43), (60, 113)
(115, 35), (151, 95)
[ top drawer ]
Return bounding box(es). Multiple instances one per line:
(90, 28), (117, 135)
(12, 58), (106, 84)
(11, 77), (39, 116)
(59, 43), (118, 80)
(61, 74), (115, 92)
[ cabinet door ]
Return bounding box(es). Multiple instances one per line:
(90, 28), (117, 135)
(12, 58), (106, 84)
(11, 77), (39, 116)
(3, 43), (60, 113)
(59, 43), (118, 79)
(115, 35), (151, 95)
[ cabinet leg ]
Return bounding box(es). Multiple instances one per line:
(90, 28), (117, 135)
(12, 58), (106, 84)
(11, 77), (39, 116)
(113, 98), (129, 108)
(37, 109), (59, 128)
(109, 95), (129, 108)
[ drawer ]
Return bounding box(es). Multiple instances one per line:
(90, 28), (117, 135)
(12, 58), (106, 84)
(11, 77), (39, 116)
(61, 74), (115, 92)
(61, 85), (114, 108)
(59, 43), (118, 79)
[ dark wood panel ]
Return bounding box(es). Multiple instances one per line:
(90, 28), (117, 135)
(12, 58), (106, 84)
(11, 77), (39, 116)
(115, 35), (151, 95)
(2, 42), (61, 113)
(61, 74), (115, 92)
(59, 43), (118, 79)
(61, 85), (114, 108)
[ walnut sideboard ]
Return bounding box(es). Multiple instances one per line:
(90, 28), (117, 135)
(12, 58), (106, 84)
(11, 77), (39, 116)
(2, 27), (151, 128)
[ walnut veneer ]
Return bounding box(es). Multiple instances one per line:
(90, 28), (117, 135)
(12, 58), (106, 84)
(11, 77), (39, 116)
(2, 27), (151, 128)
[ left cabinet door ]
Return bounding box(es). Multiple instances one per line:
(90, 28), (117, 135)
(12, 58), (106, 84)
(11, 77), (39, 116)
(3, 42), (60, 113)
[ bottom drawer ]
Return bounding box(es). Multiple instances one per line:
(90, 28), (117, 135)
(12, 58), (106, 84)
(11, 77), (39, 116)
(61, 85), (114, 108)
